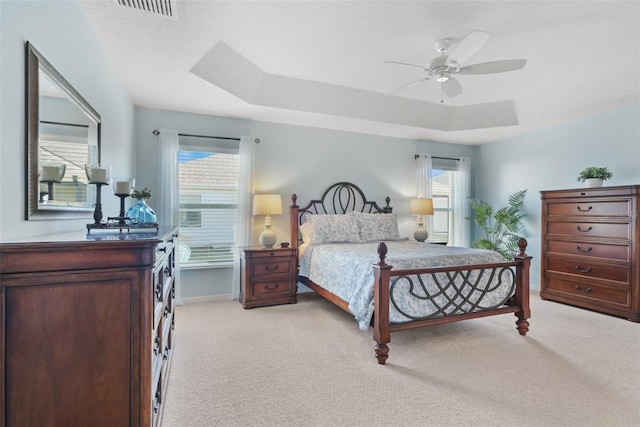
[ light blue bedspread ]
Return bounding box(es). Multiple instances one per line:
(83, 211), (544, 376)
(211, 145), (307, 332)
(298, 240), (511, 330)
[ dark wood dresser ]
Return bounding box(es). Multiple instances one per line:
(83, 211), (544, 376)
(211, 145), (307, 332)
(540, 186), (639, 321)
(0, 227), (179, 427)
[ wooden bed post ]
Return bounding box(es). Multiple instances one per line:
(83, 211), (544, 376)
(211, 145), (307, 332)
(290, 194), (299, 249)
(514, 238), (532, 336)
(373, 242), (393, 365)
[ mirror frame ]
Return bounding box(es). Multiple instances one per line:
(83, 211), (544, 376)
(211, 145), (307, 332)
(25, 41), (102, 220)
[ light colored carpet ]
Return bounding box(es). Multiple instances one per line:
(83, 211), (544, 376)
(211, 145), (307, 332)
(161, 292), (640, 427)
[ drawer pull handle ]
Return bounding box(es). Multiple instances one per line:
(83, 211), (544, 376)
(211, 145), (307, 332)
(576, 246), (592, 253)
(575, 266), (592, 273)
(576, 206), (592, 212)
(265, 283), (280, 291)
(575, 285), (592, 293)
(265, 264), (279, 272)
(576, 226), (592, 232)
(158, 246), (167, 253)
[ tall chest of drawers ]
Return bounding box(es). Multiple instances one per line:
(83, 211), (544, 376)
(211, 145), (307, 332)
(540, 186), (639, 322)
(0, 227), (178, 426)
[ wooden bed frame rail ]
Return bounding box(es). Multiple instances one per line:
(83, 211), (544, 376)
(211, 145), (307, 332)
(373, 240), (531, 364)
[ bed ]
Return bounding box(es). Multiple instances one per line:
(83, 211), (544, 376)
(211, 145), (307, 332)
(290, 182), (532, 365)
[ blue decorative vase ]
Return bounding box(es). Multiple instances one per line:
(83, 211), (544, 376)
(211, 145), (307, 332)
(127, 199), (157, 225)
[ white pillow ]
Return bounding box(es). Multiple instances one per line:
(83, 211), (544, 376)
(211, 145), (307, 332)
(300, 214), (361, 244)
(351, 211), (401, 242)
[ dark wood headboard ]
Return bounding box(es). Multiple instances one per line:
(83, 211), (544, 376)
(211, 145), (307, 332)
(289, 182), (392, 248)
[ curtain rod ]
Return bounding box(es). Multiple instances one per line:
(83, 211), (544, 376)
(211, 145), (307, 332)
(414, 154), (460, 161)
(40, 120), (89, 128)
(152, 129), (260, 143)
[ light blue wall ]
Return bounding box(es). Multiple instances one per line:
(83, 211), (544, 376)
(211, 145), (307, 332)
(475, 103), (640, 288)
(135, 107), (476, 298)
(0, 0), (135, 241)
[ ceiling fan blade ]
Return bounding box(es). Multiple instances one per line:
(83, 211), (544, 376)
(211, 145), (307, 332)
(446, 30), (490, 66)
(384, 60), (427, 70)
(387, 77), (430, 95)
(442, 77), (462, 98)
(459, 59), (527, 74)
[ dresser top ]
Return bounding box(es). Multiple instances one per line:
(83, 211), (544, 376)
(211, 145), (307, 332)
(1, 226), (177, 245)
(540, 185), (640, 199)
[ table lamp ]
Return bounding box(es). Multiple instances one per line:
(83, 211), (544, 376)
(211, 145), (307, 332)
(409, 198), (434, 242)
(253, 194), (283, 247)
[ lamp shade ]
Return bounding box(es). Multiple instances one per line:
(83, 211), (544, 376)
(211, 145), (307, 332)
(409, 198), (434, 216)
(253, 194), (283, 216)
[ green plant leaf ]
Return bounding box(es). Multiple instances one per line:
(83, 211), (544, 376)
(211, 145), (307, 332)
(467, 190), (527, 260)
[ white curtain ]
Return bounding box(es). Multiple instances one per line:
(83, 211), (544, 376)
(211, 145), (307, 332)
(158, 129), (183, 304)
(453, 156), (472, 247)
(415, 153), (433, 236)
(231, 135), (255, 300)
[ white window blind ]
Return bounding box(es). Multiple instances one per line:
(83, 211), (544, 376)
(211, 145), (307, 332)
(431, 169), (456, 244)
(178, 139), (239, 268)
(39, 136), (91, 206)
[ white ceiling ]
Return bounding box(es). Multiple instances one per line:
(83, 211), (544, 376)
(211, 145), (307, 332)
(79, 0), (640, 145)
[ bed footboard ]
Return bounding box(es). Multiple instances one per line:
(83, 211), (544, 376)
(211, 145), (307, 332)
(372, 239), (532, 365)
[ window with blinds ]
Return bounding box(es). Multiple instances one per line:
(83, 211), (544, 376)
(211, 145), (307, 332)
(431, 169), (456, 244)
(39, 137), (91, 206)
(178, 148), (239, 267)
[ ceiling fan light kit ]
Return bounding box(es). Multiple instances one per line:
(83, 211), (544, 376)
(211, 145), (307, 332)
(386, 30), (527, 102)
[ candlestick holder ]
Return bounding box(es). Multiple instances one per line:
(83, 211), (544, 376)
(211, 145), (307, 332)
(39, 164), (66, 202)
(91, 182), (106, 225)
(85, 164), (111, 229)
(111, 177), (135, 225)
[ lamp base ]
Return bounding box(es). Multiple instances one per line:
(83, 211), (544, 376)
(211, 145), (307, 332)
(259, 225), (277, 248)
(414, 227), (428, 242)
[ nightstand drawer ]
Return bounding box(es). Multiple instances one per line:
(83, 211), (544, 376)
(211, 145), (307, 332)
(249, 249), (295, 259)
(251, 259), (293, 276)
(252, 279), (293, 296)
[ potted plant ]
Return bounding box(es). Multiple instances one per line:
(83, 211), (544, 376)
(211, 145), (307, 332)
(577, 166), (612, 188)
(466, 190), (527, 260)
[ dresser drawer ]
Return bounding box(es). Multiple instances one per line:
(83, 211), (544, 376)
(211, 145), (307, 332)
(251, 259), (293, 276)
(547, 221), (630, 239)
(546, 240), (630, 261)
(546, 276), (629, 306)
(251, 279), (293, 296)
(547, 200), (630, 217)
(547, 258), (630, 283)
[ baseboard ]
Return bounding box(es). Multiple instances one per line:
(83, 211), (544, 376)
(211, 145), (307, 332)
(181, 294), (233, 304)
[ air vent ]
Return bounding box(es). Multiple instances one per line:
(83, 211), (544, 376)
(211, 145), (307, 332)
(115, 0), (176, 18)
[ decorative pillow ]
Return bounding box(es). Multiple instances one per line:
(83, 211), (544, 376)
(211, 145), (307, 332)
(300, 214), (361, 244)
(351, 211), (401, 242)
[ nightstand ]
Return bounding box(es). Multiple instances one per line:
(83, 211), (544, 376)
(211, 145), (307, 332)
(239, 246), (298, 308)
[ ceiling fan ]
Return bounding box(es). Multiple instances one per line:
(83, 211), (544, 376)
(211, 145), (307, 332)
(385, 30), (526, 102)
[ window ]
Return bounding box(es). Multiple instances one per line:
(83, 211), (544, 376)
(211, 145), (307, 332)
(39, 136), (90, 206)
(178, 149), (239, 267)
(431, 169), (456, 244)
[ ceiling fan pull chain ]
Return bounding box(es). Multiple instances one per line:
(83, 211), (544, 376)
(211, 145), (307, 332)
(440, 83), (444, 103)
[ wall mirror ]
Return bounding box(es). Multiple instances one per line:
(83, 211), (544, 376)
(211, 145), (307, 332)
(25, 41), (101, 220)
